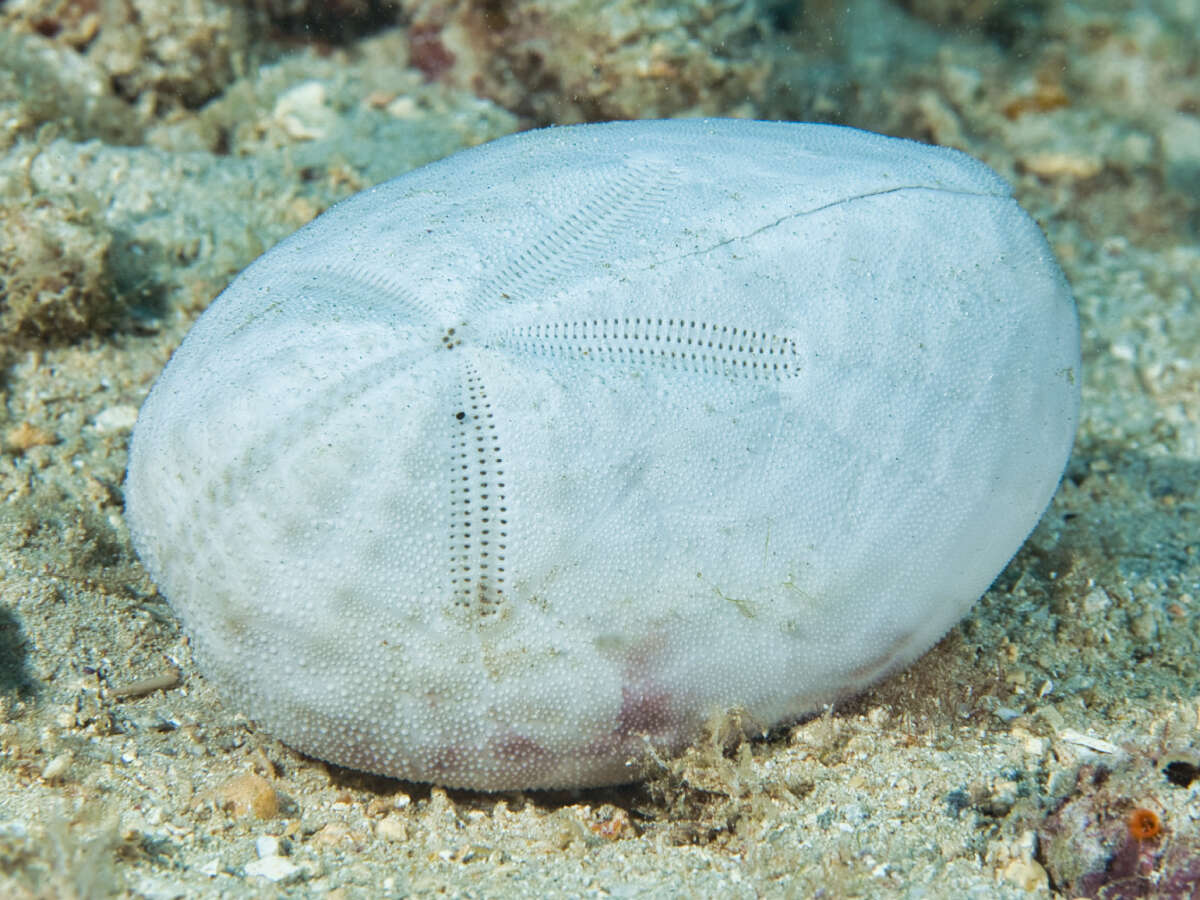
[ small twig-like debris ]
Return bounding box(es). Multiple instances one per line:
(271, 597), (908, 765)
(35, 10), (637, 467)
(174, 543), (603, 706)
(1060, 728), (1121, 755)
(109, 666), (181, 700)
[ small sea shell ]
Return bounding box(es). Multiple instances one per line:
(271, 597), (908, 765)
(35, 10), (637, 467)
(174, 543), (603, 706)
(125, 119), (1080, 790)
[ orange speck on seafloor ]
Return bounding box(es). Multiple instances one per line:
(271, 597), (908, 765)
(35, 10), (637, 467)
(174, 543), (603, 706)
(1127, 807), (1162, 841)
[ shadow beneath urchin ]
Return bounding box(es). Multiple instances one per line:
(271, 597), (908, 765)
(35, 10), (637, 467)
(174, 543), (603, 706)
(0, 604), (37, 699)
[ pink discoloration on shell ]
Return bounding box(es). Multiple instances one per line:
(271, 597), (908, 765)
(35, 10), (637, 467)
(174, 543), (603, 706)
(616, 683), (676, 740)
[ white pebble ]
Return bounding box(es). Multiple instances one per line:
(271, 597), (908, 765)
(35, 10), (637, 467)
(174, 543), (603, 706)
(40, 750), (72, 782)
(244, 855), (302, 884)
(255, 834), (282, 859)
(93, 404), (139, 433)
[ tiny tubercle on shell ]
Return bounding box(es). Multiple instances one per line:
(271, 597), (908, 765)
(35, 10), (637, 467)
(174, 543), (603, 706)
(124, 118), (1080, 790)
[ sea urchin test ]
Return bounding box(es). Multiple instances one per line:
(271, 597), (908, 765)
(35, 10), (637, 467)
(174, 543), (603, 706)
(125, 119), (1080, 790)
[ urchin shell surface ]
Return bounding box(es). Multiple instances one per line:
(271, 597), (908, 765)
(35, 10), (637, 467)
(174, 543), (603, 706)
(125, 119), (1080, 790)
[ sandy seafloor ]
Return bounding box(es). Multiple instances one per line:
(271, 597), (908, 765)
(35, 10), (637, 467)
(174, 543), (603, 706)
(0, 0), (1197, 897)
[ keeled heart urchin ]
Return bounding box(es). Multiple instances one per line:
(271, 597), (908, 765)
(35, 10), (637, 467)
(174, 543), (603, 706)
(125, 119), (1080, 790)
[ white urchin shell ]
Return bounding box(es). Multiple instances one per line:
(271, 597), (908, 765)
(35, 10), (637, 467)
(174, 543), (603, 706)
(125, 119), (1080, 790)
